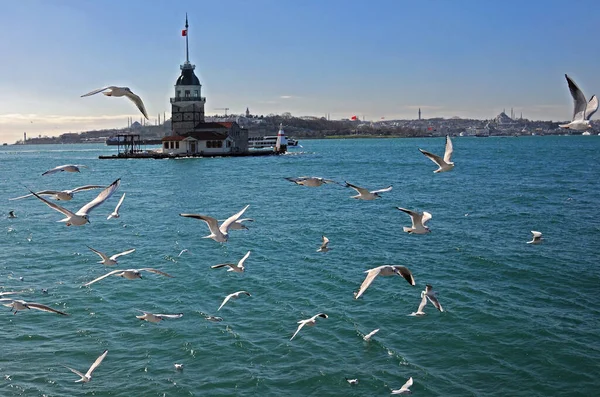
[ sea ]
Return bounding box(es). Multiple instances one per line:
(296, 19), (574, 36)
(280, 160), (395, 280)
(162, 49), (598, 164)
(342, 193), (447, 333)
(0, 136), (599, 396)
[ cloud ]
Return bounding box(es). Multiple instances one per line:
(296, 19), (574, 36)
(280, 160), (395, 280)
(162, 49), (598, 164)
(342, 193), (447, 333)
(0, 113), (137, 125)
(279, 95), (293, 99)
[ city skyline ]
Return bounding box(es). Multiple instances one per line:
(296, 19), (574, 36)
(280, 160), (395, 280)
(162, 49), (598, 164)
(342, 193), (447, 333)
(0, 0), (599, 142)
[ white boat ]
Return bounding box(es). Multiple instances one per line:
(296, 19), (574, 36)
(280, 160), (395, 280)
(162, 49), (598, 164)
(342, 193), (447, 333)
(582, 131), (591, 136)
(248, 135), (298, 149)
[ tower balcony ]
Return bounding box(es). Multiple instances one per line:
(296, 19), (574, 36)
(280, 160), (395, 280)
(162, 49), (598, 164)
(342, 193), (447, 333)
(170, 96), (206, 104)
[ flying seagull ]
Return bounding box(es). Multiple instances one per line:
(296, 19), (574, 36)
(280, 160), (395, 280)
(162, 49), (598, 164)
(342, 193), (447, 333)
(354, 265), (415, 299)
(423, 284), (443, 312)
(10, 185), (105, 201)
(107, 193), (126, 220)
(317, 235), (330, 252)
(42, 164), (87, 176)
(396, 207), (432, 234)
(211, 251), (251, 273)
(559, 74), (598, 130)
(290, 313), (328, 341)
(285, 176), (338, 187)
(180, 204), (250, 243)
(87, 246), (135, 266)
(64, 350), (108, 383)
(346, 378), (359, 385)
(84, 268), (173, 286)
(419, 135), (454, 173)
(217, 290), (251, 311)
(0, 299), (68, 315)
(363, 328), (380, 341)
(527, 231), (543, 244)
(8, 210), (16, 218)
(28, 178), (120, 226)
(81, 86), (149, 120)
(410, 293), (428, 316)
(136, 310), (183, 323)
(391, 377), (413, 394)
(345, 182), (393, 200)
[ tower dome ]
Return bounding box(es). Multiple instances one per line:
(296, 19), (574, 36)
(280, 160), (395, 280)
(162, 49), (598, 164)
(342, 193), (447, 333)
(176, 66), (200, 86)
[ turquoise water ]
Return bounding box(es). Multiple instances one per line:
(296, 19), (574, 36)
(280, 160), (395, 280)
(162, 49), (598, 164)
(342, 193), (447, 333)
(0, 137), (599, 396)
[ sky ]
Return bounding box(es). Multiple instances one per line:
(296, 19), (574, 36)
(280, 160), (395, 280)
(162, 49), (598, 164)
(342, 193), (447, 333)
(0, 0), (599, 142)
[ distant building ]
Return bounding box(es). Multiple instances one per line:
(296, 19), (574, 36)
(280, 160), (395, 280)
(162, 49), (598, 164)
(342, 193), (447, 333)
(246, 107), (250, 117)
(418, 108), (421, 120)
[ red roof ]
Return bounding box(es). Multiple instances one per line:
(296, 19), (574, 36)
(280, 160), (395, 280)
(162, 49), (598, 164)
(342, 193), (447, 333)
(161, 135), (185, 141)
(218, 122), (233, 128)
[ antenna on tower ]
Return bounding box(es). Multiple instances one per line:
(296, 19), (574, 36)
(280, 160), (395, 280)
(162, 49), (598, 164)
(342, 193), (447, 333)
(185, 13), (189, 64)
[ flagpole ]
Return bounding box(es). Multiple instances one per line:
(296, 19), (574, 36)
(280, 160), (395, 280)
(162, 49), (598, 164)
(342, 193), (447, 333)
(185, 13), (189, 64)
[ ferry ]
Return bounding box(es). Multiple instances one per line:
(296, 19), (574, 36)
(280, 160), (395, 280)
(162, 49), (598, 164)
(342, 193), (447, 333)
(248, 135), (298, 149)
(106, 135), (162, 146)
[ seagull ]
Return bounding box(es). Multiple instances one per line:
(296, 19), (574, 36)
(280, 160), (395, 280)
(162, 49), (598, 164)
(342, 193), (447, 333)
(423, 284), (443, 312)
(419, 135), (454, 173)
(42, 164), (87, 176)
(317, 235), (330, 252)
(345, 181), (392, 200)
(10, 185), (105, 201)
(559, 74), (598, 130)
(81, 86), (149, 120)
(84, 268), (173, 286)
(363, 328), (380, 341)
(527, 231), (543, 244)
(136, 310), (183, 323)
(180, 204), (250, 243)
(396, 207), (432, 234)
(87, 246), (135, 266)
(410, 293), (428, 316)
(28, 178), (120, 226)
(290, 313), (328, 341)
(199, 312), (224, 322)
(285, 176), (338, 187)
(177, 249), (189, 257)
(354, 265), (415, 300)
(8, 210), (16, 218)
(107, 193), (126, 220)
(391, 377), (413, 394)
(218, 290), (251, 311)
(211, 251), (251, 273)
(0, 299), (68, 315)
(174, 363), (184, 370)
(218, 218), (254, 230)
(64, 350), (108, 383)
(346, 378), (359, 385)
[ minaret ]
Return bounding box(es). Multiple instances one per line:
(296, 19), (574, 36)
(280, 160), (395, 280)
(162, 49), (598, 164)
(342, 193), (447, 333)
(170, 14), (206, 136)
(418, 108), (421, 120)
(245, 107), (250, 117)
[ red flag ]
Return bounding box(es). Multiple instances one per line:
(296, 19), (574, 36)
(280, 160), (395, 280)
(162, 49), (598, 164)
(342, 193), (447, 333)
(181, 29), (187, 37)
(351, 115), (357, 120)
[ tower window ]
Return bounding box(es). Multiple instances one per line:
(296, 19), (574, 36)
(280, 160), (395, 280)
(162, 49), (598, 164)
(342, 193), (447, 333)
(185, 90), (190, 97)
(194, 90), (199, 97)
(177, 90), (181, 98)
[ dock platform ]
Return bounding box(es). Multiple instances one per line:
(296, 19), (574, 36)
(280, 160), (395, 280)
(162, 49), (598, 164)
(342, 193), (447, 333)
(99, 150), (282, 159)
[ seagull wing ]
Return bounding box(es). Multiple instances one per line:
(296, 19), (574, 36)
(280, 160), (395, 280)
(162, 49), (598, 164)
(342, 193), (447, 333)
(84, 269), (123, 286)
(427, 294), (444, 312)
(392, 377), (413, 394)
(76, 178), (120, 216)
(110, 248), (135, 260)
(41, 165), (68, 176)
(30, 190), (76, 218)
(220, 205), (250, 234)
(63, 365), (86, 381)
(87, 246), (110, 262)
(155, 313), (183, 319)
(565, 74), (588, 121)
(238, 251), (251, 268)
(69, 185), (105, 194)
(419, 149), (445, 167)
(124, 90), (149, 120)
(26, 302), (68, 315)
(290, 320), (307, 340)
(585, 95), (598, 120)
(443, 135), (453, 163)
(345, 182), (370, 196)
(80, 87), (112, 97)
(237, 218), (254, 223)
(218, 294), (234, 311)
(9, 192), (38, 200)
(370, 185), (393, 194)
(113, 193), (126, 212)
(86, 350), (108, 378)
(355, 267), (382, 299)
(531, 231), (542, 238)
(417, 294), (428, 313)
(421, 211), (432, 226)
(397, 207), (421, 229)
(321, 235), (329, 249)
(180, 214), (220, 235)
(363, 328), (380, 340)
(392, 265), (415, 286)
(140, 268), (174, 278)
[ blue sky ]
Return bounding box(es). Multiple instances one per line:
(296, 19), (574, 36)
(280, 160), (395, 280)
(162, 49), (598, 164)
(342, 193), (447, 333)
(0, 0), (599, 142)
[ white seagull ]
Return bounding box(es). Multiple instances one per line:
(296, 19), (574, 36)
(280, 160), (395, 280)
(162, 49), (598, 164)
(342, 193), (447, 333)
(0, 299), (68, 315)
(81, 86), (149, 120)
(42, 164), (87, 176)
(410, 293), (428, 316)
(136, 310), (183, 323)
(345, 181), (392, 200)
(10, 185), (105, 201)
(217, 290), (251, 311)
(211, 251), (251, 273)
(317, 235), (330, 252)
(397, 207), (432, 234)
(363, 328), (380, 341)
(354, 265), (415, 300)
(527, 231), (543, 244)
(64, 350), (108, 383)
(391, 377), (413, 394)
(423, 284), (443, 312)
(286, 176), (338, 187)
(174, 363), (184, 370)
(107, 193), (126, 220)
(419, 135), (454, 173)
(84, 268), (173, 286)
(29, 178), (120, 226)
(559, 74), (598, 130)
(290, 313), (328, 341)
(180, 204), (250, 243)
(346, 378), (359, 385)
(87, 246), (135, 266)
